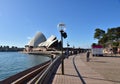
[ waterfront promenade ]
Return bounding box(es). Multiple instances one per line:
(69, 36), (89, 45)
(52, 54), (112, 84)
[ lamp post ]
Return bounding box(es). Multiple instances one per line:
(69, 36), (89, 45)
(57, 22), (67, 75)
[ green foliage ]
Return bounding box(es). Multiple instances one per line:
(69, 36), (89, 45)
(98, 34), (108, 45)
(92, 43), (97, 47)
(93, 27), (120, 48)
(112, 42), (119, 47)
(94, 28), (105, 40)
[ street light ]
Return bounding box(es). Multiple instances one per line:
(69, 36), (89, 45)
(57, 22), (67, 75)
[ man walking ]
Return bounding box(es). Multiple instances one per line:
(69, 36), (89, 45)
(86, 51), (90, 62)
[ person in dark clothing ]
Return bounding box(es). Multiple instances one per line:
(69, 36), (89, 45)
(65, 49), (69, 58)
(86, 51), (90, 62)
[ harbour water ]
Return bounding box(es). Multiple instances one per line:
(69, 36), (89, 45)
(0, 52), (50, 81)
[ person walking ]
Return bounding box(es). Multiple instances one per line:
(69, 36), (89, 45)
(65, 49), (69, 58)
(86, 51), (90, 62)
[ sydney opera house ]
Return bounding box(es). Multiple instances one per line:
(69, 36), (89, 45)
(25, 32), (61, 52)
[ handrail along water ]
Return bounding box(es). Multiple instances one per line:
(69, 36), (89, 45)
(35, 55), (64, 84)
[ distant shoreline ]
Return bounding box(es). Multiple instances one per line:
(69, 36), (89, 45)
(0, 47), (24, 52)
(0, 50), (24, 52)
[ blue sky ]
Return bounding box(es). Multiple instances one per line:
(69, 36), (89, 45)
(0, 0), (120, 48)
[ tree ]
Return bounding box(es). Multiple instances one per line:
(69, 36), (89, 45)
(107, 28), (116, 41)
(91, 43), (97, 47)
(94, 28), (105, 40)
(112, 42), (119, 47)
(98, 34), (108, 46)
(107, 27), (120, 42)
(93, 27), (120, 49)
(115, 27), (120, 41)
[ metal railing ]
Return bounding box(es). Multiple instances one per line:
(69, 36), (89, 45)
(0, 60), (51, 84)
(0, 55), (64, 84)
(35, 55), (64, 84)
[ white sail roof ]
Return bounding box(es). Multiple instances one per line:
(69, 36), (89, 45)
(28, 32), (46, 47)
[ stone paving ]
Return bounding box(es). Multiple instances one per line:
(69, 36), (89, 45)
(52, 55), (83, 84)
(52, 54), (113, 84)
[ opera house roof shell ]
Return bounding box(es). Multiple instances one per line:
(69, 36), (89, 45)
(38, 35), (58, 48)
(27, 32), (46, 47)
(27, 32), (60, 48)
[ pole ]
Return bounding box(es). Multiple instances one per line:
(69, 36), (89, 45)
(61, 30), (64, 75)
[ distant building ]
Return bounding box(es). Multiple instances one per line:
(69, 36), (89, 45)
(25, 32), (61, 52)
(27, 32), (46, 47)
(38, 35), (58, 48)
(92, 45), (103, 56)
(0, 46), (23, 52)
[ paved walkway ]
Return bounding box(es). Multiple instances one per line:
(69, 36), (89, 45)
(52, 54), (113, 84)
